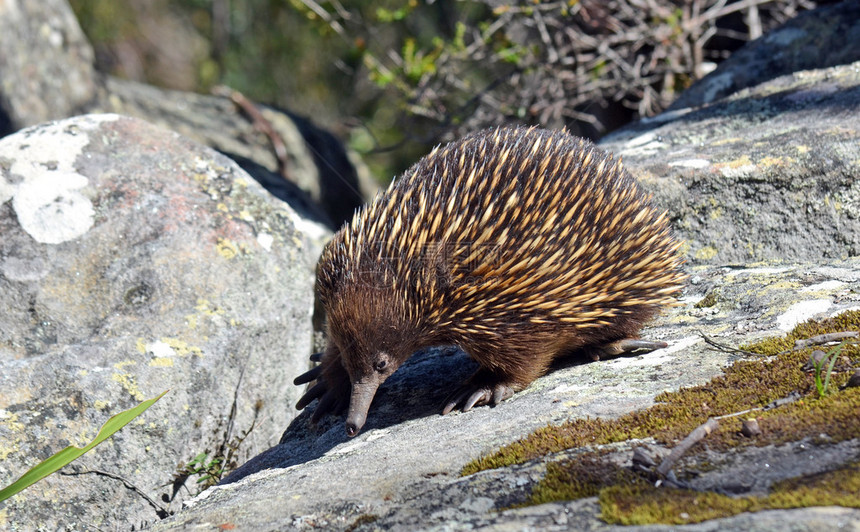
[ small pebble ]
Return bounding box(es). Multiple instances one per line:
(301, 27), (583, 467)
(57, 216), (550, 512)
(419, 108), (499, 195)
(741, 418), (761, 437)
(632, 447), (657, 469)
(843, 369), (860, 389)
(802, 350), (827, 372)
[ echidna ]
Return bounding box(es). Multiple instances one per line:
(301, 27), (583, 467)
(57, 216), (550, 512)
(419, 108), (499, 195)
(294, 126), (685, 437)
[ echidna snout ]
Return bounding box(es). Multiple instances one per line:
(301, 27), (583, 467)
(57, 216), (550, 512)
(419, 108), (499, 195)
(345, 378), (379, 437)
(344, 356), (398, 437)
(294, 126), (687, 436)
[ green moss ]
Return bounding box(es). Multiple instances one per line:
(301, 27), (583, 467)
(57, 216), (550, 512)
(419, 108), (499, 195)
(525, 458), (860, 525)
(600, 483), (753, 525)
(600, 461), (860, 525)
(526, 456), (642, 507)
(768, 461), (860, 508)
(462, 311), (860, 476)
(461, 418), (634, 475)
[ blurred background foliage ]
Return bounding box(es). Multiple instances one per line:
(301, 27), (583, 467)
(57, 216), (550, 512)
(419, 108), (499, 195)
(70, 0), (825, 183)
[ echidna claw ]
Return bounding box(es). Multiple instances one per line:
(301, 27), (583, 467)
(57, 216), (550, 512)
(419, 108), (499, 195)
(599, 338), (668, 358)
(442, 380), (515, 415)
(295, 381), (326, 410)
(293, 364), (323, 385)
(492, 385), (514, 404)
(463, 390), (488, 412)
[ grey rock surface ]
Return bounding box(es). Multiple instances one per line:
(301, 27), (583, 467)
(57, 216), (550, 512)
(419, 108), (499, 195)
(0, 0), (374, 230)
(450, 504), (860, 532)
(0, 114), (326, 530)
(144, 7), (860, 529)
(90, 78), (377, 228)
(0, 0), (96, 134)
(149, 260), (860, 531)
(2, 3), (859, 531)
(601, 59), (860, 264)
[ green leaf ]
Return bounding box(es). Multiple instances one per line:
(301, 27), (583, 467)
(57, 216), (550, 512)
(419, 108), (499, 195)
(0, 390), (169, 503)
(187, 452), (208, 468)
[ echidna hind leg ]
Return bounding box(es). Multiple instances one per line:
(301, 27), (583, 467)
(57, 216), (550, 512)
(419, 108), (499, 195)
(592, 338), (668, 361)
(441, 368), (516, 415)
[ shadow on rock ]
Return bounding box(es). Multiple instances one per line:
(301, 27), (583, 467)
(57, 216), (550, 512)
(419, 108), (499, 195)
(220, 347), (479, 484)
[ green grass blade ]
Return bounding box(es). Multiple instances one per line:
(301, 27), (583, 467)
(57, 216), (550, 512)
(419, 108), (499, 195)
(0, 390), (169, 503)
(823, 341), (847, 395)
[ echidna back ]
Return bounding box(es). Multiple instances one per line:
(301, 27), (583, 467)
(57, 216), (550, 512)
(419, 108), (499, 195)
(322, 127), (683, 347)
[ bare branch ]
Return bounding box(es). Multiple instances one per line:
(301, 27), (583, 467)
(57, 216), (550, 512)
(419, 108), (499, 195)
(656, 418), (719, 477)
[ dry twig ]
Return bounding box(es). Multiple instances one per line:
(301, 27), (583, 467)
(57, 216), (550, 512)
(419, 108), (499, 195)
(61, 468), (169, 519)
(655, 418), (719, 477)
(698, 331), (765, 357)
(792, 332), (859, 350)
(212, 85), (294, 184)
(654, 392), (801, 478)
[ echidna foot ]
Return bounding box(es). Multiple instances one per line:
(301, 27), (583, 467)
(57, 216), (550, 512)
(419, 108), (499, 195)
(294, 351), (349, 423)
(593, 338), (668, 361)
(441, 373), (515, 415)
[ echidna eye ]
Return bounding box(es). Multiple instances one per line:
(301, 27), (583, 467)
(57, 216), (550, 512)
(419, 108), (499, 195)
(374, 359), (387, 372)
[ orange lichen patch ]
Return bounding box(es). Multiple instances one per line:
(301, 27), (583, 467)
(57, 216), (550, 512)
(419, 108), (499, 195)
(758, 156), (793, 167)
(714, 154), (753, 169)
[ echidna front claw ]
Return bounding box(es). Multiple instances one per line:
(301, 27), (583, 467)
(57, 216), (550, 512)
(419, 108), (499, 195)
(296, 380), (349, 423)
(294, 348), (351, 424)
(295, 381), (326, 410)
(294, 364), (323, 385)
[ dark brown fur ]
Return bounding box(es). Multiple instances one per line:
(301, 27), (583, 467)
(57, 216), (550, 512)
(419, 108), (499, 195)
(294, 126), (686, 436)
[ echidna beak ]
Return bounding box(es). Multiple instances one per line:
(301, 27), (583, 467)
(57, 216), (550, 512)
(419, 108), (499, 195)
(345, 378), (380, 437)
